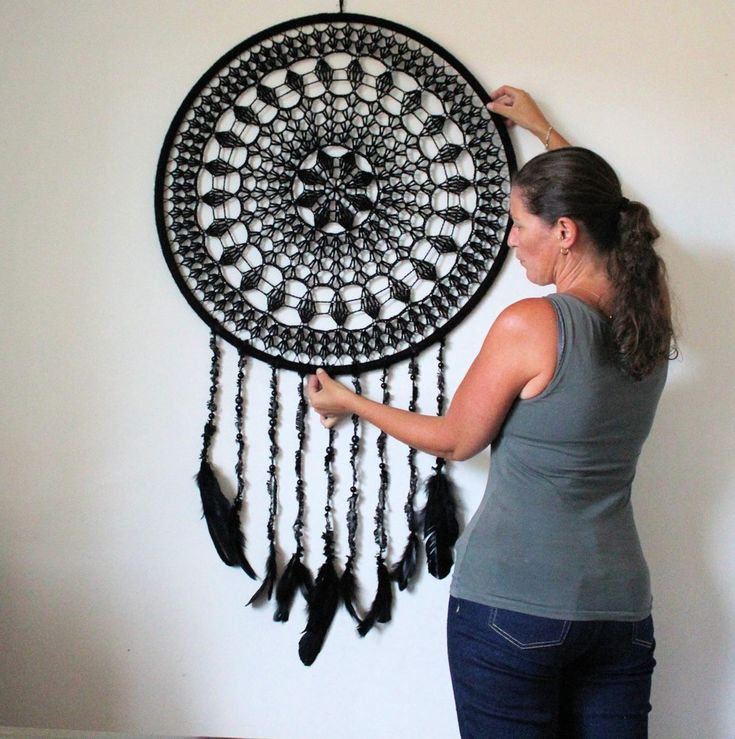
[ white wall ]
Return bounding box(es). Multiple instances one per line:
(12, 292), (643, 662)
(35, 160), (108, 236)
(1, 1), (733, 737)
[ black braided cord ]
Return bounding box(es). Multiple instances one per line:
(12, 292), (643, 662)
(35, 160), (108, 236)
(293, 373), (308, 556)
(387, 355), (421, 590)
(322, 427), (337, 558)
(406, 356), (419, 523)
(201, 331), (221, 460)
(234, 349), (248, 507)
(345, 376), (362, 567)
(373, 368), (390, 559)
(266, 367), (280, 545)
(434, 338), (447, 474)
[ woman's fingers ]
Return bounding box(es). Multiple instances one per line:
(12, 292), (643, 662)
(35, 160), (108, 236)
(490, 84), (520, 102)
(487, 85), (549, 139)
(320, 414), (339, 429)
(488, 95), (517, 127)
(307, 372), (322, 393)
(488, 86), (523, 126)
(308, 368), (349, 420)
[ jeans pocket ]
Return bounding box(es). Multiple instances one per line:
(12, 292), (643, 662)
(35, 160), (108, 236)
(489, 607), (570, 650)
(632, 615), (655, 648)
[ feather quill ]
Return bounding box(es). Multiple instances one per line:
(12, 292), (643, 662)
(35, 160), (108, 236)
(357, 559), (393, 637)
(247, 544), (278, 606)
(298, 557), (340, 666)
(391, 531), (420, 590)
(422, 468), (459, 579)
(274, 553), (313, 622)
(340, 560), (362, 622)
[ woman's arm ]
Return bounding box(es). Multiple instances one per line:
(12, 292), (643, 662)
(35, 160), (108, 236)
(308, 298), (558, 461)
(488, 85), (570, 150)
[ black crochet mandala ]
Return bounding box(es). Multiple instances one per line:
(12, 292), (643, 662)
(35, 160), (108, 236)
(156, 13), (515, 373)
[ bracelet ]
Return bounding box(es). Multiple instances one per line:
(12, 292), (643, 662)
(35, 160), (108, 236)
(543, 124), (554, 150)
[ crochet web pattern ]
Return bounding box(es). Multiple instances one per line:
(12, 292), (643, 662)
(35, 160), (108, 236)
(156, 13), (514, 374)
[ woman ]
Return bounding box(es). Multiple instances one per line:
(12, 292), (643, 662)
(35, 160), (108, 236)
(308, 86), (676, 737)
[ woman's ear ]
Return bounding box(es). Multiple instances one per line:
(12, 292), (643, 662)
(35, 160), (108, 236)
(556, 216), (579, 250)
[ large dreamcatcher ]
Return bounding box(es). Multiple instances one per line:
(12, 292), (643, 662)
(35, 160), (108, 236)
(155, 11), (514, 665)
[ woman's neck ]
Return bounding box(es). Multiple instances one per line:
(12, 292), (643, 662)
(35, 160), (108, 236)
(555, 260), (614, 318)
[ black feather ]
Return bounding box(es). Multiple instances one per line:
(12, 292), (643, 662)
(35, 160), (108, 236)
(227, 502), (257, 579)
(357, 560), (393, 637)
(298, 558), (340, 666)
(340, 560), (362, 622)
(274, 553), (313, 622)
(247, 544), (278, 606)
(391, 531), (420, 590)
(197, 459), (238, 567)
(422, 468), (459, 579)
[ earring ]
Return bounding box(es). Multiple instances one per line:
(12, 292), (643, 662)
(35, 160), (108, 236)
(560, 246), (570, 256)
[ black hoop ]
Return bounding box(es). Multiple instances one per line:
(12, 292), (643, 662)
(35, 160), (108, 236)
(156, 13), (515, 375)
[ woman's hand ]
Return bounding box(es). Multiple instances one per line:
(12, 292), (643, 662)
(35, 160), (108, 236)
(488, 85), (569, 149)
(307, 368), (354, 429)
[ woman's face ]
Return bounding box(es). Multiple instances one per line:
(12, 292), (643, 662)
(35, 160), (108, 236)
(508, 187), (561, 286)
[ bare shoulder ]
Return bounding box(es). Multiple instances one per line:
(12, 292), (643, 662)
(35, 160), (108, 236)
(481, 298), (558, 399)
(447, 297), (558, 444)
(487, 297), (557, 343)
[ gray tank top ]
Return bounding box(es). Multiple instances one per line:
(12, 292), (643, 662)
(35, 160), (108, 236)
(450, 293), (667, 621)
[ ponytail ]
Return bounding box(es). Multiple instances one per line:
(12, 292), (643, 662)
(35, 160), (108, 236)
(608, 200), (677, 380)
(514, 147), (677, 379)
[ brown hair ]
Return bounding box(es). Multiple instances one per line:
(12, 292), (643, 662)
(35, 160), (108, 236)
(514, 147), (677, 379)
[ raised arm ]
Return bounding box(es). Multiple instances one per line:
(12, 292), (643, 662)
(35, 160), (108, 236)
(488, 85), (570, 150)
(307, 298), (558, 461)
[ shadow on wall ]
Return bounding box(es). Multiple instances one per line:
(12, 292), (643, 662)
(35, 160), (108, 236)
(634, 237), (735, 739)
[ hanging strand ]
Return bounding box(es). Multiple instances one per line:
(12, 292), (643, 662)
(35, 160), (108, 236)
(358, 367), (393, 636)
(437, 339), (446, 413)
(422, 338), (459, 579)
(391, 355), (420, 590)
(197, 332), (243, 568)
(374, 369), (390, 557)
(322, 427), (337, 558)
(234, 351), (247, 505)
(274, 374), (314, 622)
(195, 334), (256, 576)
(339, 0), (345, 13)
(298, 425), (340, 665)
(346, 376), (362, 561)
(201, 331), (220, 461)
(434, 338), (447, 475)
(407, 355), (420, 519)
(248, 366), (281, 605)
(293, 375), (308, 557)
(341, 376), (363, 621)
(227, 349), (257, 579)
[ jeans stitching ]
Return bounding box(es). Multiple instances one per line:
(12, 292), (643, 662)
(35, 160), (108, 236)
(632, 637), (654, 648)
(488, 608), (571, 650)
(632, 620), (654, 648)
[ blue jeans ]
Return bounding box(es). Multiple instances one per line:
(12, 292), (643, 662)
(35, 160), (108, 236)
(447, 596), (656, 738)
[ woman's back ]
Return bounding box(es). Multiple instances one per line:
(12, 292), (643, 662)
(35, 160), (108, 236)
(451, 293), (667, 620)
